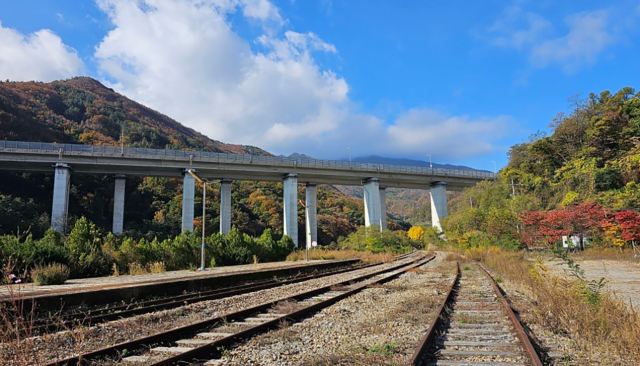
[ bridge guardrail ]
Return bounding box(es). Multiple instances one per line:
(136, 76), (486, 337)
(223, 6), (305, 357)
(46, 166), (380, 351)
(0, 140), (496, 180)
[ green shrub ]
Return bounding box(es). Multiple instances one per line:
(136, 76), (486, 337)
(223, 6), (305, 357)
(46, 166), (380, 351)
(31, 263), (70, 285)
(337, 226), (415, 254)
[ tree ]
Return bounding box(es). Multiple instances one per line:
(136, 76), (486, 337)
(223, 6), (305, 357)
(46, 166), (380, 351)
(407, 226), (425, 241)
(613, 210), (640, 255)
(519, 202), (607, 250)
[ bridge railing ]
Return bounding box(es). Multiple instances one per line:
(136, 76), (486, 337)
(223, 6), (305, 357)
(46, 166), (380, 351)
(0, 140), (496, 180)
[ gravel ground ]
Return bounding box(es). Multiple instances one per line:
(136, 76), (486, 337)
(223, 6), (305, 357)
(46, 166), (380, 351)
(217, 257), (456, 366)
(545, 257), (640, 309)
(0, 255), (424, 366)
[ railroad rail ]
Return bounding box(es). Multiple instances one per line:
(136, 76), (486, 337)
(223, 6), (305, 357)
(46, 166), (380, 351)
(46, 253), (431, 366)
(410, 263), (542, 366)
(30, 261), (378, 335)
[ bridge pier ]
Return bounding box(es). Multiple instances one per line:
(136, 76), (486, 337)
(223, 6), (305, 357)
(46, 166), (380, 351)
(220, 179), (232, 235)
(112, 175), (126, 235)
(379, 186), (387, 230)
(430, 181), (448, 232)
(363, 178), (382, 230)
(182, 170), (196, 233)
(305, 183), (318, 249)
(51, 163), (71, 233)
(283, 174), (299, 247)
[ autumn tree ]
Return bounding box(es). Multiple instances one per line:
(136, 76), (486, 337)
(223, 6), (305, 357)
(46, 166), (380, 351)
(407, 226), (425, 241)
(519, 202), (607, 250)
(613, 210), (640, 254)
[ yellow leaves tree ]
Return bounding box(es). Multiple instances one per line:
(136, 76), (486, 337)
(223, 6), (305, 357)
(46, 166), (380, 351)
(407, 226), (425, 241)
(602, 222), (626, 247)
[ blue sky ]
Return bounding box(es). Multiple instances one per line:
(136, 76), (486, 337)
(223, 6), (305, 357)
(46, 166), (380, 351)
(1, 0), (639, 172)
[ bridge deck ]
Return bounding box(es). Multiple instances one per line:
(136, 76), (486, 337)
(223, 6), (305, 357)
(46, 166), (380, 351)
(0, 141), (495, 190)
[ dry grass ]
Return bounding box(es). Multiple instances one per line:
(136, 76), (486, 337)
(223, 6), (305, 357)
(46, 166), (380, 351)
(0, 282), (92, 365)
(330, 284), (350, 292)
(574, 247), (638, 261)
(127, 261), (166, 275)
(127, 262), (147, 275)
(271, 299), (302, 314)
(481, 248), (640, 364)
(286, 249), (395, 264)
(443, 252), (467, 262)
(147, 261), (166, 274)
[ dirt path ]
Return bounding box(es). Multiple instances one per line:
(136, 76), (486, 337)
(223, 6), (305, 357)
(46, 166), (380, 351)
(545, 257), (640, 309)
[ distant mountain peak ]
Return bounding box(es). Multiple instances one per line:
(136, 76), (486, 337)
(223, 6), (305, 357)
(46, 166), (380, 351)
(347, 155), (478, 171)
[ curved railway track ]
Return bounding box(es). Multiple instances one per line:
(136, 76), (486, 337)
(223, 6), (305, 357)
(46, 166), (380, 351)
(46, 253), (430, 366)
(411, 263), (542, 366)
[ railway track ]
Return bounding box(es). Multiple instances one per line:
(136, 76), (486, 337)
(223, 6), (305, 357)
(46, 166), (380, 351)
(46, 253), (430, 366)
(411, 263), (542, 366)
(30, 260), (384, 335)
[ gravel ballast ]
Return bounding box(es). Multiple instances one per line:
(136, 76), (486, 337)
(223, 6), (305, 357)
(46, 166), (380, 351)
(218, 258), (456, 365)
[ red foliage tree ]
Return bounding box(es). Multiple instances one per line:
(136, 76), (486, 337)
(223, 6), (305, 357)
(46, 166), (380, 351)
(519, 202), (608, 249)
(613, 211), (640, 251)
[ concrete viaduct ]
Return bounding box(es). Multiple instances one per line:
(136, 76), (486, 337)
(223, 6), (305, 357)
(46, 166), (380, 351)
(0, 141), (495, 248)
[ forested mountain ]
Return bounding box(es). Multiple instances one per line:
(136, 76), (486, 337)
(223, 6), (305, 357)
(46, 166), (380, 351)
(0, 77), (265, 154)
(442, 87), (640, 249)
(0, 77), (369, 243)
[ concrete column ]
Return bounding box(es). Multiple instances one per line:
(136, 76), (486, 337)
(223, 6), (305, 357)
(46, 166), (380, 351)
(182, 170), (196, 233)
(430, 181), (448, 232)
(283, 174), (299, 247)
(112, 175), (126, 235)
(362, 178), (382, 230)
(379, 186), (387, 230)
(51, 163), (71, 233)
(220, 179), (232, 235)
(305, 183), (318, 249)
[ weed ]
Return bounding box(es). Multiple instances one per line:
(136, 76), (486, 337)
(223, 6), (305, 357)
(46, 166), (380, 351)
(128, 262), (147, 276)
(217, 346), (231, 357)
(272, 299), (302, 314)
(147, 261), (166, 274)
(553, 248), (606, 306)
(481, 247), (640, 363)
(366, 343), (397, 356)
(111, 263), (120, 277)
(31, 263), (70, 285)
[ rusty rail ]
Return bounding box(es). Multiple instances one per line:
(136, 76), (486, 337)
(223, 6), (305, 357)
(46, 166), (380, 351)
(478, 264), (543, 366)
(409, 262), (460, 365)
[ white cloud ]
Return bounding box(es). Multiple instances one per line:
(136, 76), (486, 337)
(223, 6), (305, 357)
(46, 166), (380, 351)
(484, 5), (637, 74)
(240, 0), (283, 24)
(487, 6), (552, 49)
(385, 109), (510, 159)
(94, 0), (509, 161)
(531, 10), (614, 73)
(0, 21), (84, 82)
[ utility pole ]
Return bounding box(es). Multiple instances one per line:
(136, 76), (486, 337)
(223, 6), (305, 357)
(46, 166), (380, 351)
(509, 176), (520, 197)
(187, 169), (208, 271)
(508, 176), (521, 234)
